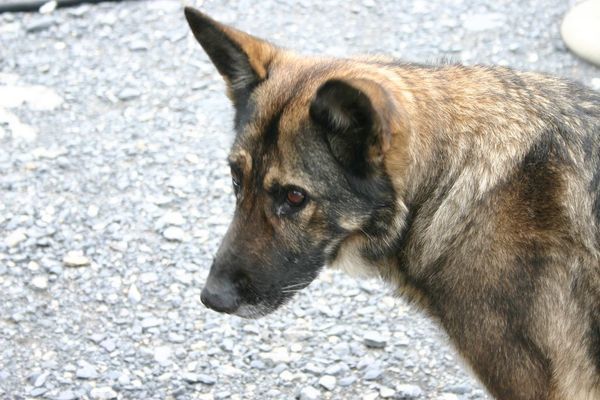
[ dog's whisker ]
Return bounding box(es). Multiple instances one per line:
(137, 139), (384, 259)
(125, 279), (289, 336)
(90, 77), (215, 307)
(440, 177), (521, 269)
(281, 280), (313, 290)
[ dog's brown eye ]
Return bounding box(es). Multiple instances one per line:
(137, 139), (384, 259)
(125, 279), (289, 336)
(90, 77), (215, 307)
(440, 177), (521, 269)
(232, 176), (241, 195)
(286, 188), (306, 207)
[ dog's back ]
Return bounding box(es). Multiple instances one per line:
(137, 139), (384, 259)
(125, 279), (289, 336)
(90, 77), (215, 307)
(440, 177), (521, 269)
(371, 64), (600, 400)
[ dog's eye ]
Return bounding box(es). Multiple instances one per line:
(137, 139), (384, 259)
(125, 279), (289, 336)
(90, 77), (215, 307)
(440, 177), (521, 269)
(285, 188), (306, 207)
(232, 175), (241, 195)
(229, 163), (243, 197)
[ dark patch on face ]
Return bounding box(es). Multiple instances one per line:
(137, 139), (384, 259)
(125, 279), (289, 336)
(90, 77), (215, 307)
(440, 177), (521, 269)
(262, 102), (283, 150)
(232, 83), (261, 129)
(349, 172), (400, 259)
(234, 94), (257, 132)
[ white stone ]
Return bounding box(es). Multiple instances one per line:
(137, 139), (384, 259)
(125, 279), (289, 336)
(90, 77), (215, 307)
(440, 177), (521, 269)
(437, 394), (460, 400)
(592, 78), (600, 91)
(139, 272), (158, 283)
(363, 331), (388, 348)
(299, 386), (320, 400)
(279, 370), (294, 381)
(163, 226), (185, 241)
(168, 174), (188, 188)
(260, 347), (290, 363)
(156, 211), (186, 228)
(463, 13), (505, 32)
(396, 384), (424, 398)
(0, 107), (37, 141)
(380, 386), (396, 398)
(86, 205), (99, 218)
(561, 0), (600, 66)
(0, 73), (19, 84)
(5, 230), (26, 247)
(220, 365), (242, 377)
(527, 52), (539, 63)
(127, 284), (142, 303)
(0, 85), (63, 110)
(141, 317), (162, 328)
(10, 119), (37, 141)
(147, 0), (181, 11)
(63, 252), (90, 267)
(39, 1), (57, 14)
(153, 346), (172, 365)
(185, 153), (200, 164)
(75, 361), (98, 379)
(31, 275), (48, 290)
(318, 375), (336, 391)
(290, 343), (303, 352)
(32, 146), (67, 159)
(362, 392), (379, 400)
(89, 387), (117, 400)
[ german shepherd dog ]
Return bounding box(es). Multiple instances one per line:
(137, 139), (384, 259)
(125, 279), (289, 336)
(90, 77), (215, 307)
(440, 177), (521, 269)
(183, 7), (600, 400)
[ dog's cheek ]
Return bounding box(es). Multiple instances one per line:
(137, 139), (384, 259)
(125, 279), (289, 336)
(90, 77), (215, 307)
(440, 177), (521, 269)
(326, 237), (380, 279)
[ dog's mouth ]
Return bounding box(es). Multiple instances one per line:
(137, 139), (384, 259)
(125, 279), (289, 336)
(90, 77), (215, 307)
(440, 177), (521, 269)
(201, 277), (313, 319)
(234, 302), (280, 319)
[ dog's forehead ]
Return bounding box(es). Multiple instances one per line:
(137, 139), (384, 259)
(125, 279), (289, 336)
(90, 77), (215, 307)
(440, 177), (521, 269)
(230, 74), (313, 165)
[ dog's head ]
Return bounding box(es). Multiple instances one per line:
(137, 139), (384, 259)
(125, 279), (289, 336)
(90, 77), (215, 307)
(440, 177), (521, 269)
(184, 8), (409, 318)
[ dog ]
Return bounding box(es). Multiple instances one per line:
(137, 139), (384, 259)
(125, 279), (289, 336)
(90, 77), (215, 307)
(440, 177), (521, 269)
(183, 7), (600, 400)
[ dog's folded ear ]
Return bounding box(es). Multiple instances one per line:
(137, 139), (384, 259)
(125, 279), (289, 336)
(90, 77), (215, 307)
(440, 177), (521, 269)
(309, 78), (396, 177)
(184, 7), (277, 117)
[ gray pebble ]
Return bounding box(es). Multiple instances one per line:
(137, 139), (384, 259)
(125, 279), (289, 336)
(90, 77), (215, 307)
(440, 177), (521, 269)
(56, 390), (77, 400)
(76, 361), (98, 380)
(444, 383), (472, 394)
(30, 387), (47, 397)
(318, 375), (336, 391)
(338, 376), (356, 386)
(379, 386), (396, 398)
(396, 383), (424, 398)
(89, 387), (118, 400)
(298, 386), (321, 400)
(324, 362), (346, 376)
(303, 363), (323, 375)
(363, 367), (383, 381)
(30, 275), (48, 290)
(250, 359), (266, 370)
(215, 391), (231, 399)
(363, 331), (387, 348)
(140, 317), (162, 329)
(182, 372), (216, 385)
(26, 17), (55, 33)
(33, 371), (49, 387)
(117, 88), (141, 101)
(100, 339), (116, 352)
(162, 226), (185, 241)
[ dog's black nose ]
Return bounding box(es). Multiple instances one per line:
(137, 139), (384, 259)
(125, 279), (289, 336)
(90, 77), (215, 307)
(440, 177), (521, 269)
(200, 278), (240, 314)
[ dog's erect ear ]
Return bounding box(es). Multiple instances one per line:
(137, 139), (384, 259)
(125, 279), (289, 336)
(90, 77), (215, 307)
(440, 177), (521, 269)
(184, 7), (277, 115)
(309, 78), (396, 176)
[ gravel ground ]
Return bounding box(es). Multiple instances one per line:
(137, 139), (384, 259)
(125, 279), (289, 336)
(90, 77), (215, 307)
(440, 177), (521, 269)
(1, 1), (599, 399)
